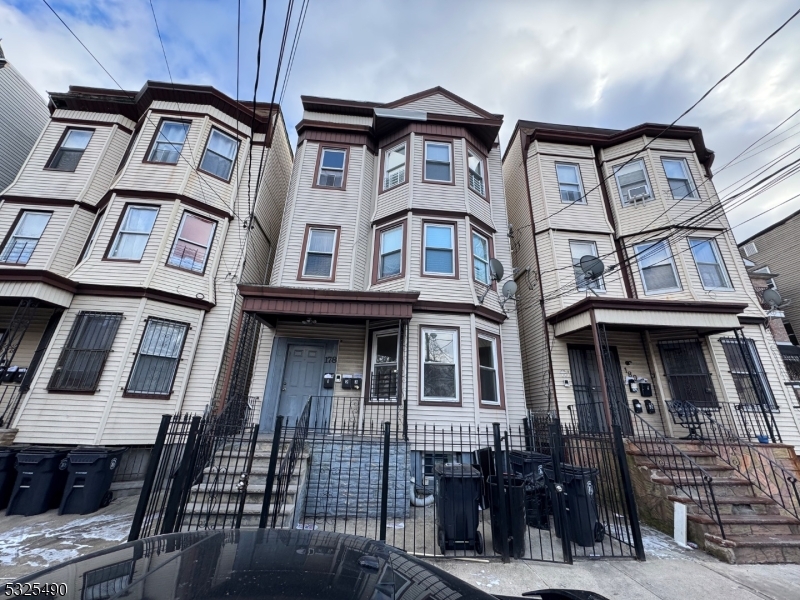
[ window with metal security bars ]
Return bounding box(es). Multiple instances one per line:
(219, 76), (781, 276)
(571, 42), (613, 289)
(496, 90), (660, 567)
(720, 337), (778, 410)
(556, 163), (584, 203)
(383, 142), (406, 190)
(658, 339), (719, 408)
(0, 211), (51, 264)
(167, 212), (216, 273)
(199, 129), (237, 180)
(125, 318), (188, 397)
(48, 312), (123, 392)
(47, 128), (93, 172)
(785, 355), (800, 382)
(82, 560), (134, 600)
(662, 157), (697, 199)
(467, 148), (485, 196)
(147, 120), (190, 164)
(613, 159), (652, 204)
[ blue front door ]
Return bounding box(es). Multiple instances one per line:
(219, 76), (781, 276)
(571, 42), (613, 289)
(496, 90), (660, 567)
(276, 344), (324, 427)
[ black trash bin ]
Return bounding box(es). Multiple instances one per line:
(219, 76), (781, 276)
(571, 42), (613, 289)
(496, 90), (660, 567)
(434, 464), (484, 554)
(487, 474), (526, 558)
(0, 446), (21, 510)
(543, 464), (605, 547)
(60, 447), (126, 515)
(510, 450), (552, 529)
(6, 447), (69, 516)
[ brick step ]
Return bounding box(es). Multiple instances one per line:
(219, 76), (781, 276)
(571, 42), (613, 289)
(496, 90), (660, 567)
(688, 513), (800, 536)
(652, 464), (734, 474)
(704, 534), (800, 564)
(628, 447), (719, 459)
(650, 476), (753, 496)
(668, 494), (781, 515)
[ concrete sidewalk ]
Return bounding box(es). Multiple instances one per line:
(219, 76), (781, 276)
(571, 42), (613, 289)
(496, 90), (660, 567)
(3, 504), (800, 599)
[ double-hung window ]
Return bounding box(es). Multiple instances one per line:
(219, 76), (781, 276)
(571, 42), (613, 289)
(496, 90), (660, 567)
(720, 338), (778, 410)
(371, 330), (399, 401)
(48, 312), (123, 392)
(421, 327), (459, 402)
(424, 141), (452, 182)
(556, 163), (584, 203)
(614, 159), (652, 204)
(167, 213), (216, 273)
(0, 211), (51, 264)
(147, 120), (190, 164)
(46, 128), (93, 172)
(634, 240), (681, 294)
(423, 223), (455, 276)
(569, 240), (604, 291)
(317, 148), (347, 188)
(126, 318), (189, 397)
(467, 148), (485, 196)
(108, 205), (159, 261)
(662, 158), (697, 199)
(302, 227), (338, 279)
(383, 143), (406, 190)
(689, 238), (732, 290)
(472, 231), (491, 285)
(199, 129), (237, 180)
(377, 224), (403, 280)
(478, 333), (502, 406)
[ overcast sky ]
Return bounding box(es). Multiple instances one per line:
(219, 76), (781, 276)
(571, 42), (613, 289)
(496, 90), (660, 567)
(2, 0), (799, 241)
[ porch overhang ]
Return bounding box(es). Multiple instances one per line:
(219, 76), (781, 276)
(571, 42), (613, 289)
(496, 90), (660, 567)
(238, 285), (420, 326)
(547, 297), (747, 338)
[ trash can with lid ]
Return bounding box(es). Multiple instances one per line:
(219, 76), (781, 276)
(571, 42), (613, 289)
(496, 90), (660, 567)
(6, 447), (69, 516)
(543, 464), (605, 547)
(487, 474), (526, 558)
(0, 446), (21, 509)
(434, 463), (484, 554)
(509, 450), (552, 529)
(59, 447), (126, 515)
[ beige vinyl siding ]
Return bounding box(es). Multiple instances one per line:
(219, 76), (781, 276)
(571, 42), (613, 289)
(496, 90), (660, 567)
(302, 111), (373, 127)
(248, 325), (275, 419)
(271, 141), (306, 285)
(51, 109), (136, 131)
(537, 231), (565, 316)
(0, 202), (73, 270)
(407, 215), (473, 302)
(535, 142), (594, 159)
(551, 231), (626, 307)
(598, 136), (647, 162)
(5, 121), (112, 200)
(48, 207), (95, 276)
(467, 187), (492, 226)
(0, 281), (73, 307)
(353, 146), (375, 290)
(150, 101), (254, 137)
(412, 136), (465, 213)
(81, 126), (131, 206)
(0, 305), (56, 368)
(396, 93), (482, 118)
(374, 139), (411, 222)
(476, 315), (528, 427)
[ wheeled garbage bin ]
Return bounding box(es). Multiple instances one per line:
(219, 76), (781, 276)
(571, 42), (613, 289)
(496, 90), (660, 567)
(543, 464), (605, 547)
(0, 446), (21, 509)
(509, 450), (552, 529)
(6, 447), (69, 516)
(60, 447), (126, 515)
(434, 463), (484, 554)
(487, 475), (526, 558)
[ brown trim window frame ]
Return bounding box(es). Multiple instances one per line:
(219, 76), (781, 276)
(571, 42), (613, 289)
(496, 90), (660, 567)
(123, 317), (190, 399)
(143, 117), (192, 165)
(297, 224), (341, 282)
(419, 325), (461, 406)
(0, 210), (53, 266)
(379, 136), (409, 193)
(469, 224), (495, 290)
(198, 127), (240, 182)
(421, 219), (459, 279)
(372, 219), (406, 285)
(103, 203), (161, 263)
(661, 156), (699, 200)
(476, 329), (505, 409)
(365, 327), (401, 405)
(312, 145), (349, 190)
(165, 211), (218, 275)
(555, 162), (586, 204)
(466, 144), (489, 199)
(77, 208), (108, 266)
(44, 127), (95, 172)
(422, 137), (455, 185)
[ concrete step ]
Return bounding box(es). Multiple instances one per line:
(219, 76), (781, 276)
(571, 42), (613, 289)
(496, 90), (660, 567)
(109, 480), (143, 498)
(704, 534), (800, 564)
(628, 446), (719, 459)
(188, 483), (298, 506)
(650, 475), (753, 497)
(668, 494), (781, 516)
(688, 513), (800, 536)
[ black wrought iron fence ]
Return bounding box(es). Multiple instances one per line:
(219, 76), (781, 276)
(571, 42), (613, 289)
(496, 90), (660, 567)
(0, 383), (23, 428)
(308, 395), (404, 439)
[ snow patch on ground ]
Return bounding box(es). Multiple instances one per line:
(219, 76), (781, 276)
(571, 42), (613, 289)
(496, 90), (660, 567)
(470, 569), (502, 589)
(640, 525), (691, 560)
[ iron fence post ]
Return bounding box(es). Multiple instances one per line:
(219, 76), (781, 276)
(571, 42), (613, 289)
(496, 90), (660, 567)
(128, 414), (171, 542)
(612, 424), (645, 561)
(380, 421), (391, 541)
(259, 416), (284, 529)
(734, 329), (778, 443)
(161, 415), (202, 535)
(236, 424), (260, 529)
(548, 420), (572, 564)
(492, 423), (510, 563)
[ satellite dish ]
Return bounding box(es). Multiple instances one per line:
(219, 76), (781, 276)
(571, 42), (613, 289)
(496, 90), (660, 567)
(762, 287), (790, 310)
(580, 255), (605, 280)
(489, 258), (504, 282)
(502, 280), (517, 299)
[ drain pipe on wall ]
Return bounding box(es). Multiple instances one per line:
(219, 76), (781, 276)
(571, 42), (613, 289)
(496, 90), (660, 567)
(409, 482), (434, 507)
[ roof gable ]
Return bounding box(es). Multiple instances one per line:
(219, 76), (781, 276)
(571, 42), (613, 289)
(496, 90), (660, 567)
(384, 87), (499, 120)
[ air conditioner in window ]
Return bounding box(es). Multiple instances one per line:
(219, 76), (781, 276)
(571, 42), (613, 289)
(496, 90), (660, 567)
(384, 170), (405, 190)
(627, 186), (650, 203)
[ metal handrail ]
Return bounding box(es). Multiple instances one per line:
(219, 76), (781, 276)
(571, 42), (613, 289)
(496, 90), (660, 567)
(270, 398), (313, 527)
(626, 407), (726, 538)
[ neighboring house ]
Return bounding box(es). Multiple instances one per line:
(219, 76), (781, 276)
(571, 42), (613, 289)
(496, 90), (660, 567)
(0, 42), (49, 192)
(0, 81), (293, 446)
(503, 121), (800, 448)
(242, 87), (527, 461)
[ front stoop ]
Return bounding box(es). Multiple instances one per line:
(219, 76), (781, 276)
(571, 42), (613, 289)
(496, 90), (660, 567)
(626, 438), (800, 564)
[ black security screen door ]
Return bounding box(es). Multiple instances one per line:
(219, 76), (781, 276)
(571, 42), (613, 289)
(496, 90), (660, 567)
(658, 339), (719, 408)
(568, 345), (630, 433)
